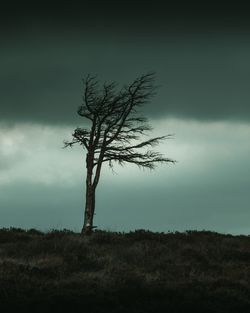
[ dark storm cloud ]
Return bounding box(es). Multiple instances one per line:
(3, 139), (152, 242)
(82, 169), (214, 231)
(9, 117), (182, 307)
(1, 1), (250, 124)
(1, 1), (250, 33)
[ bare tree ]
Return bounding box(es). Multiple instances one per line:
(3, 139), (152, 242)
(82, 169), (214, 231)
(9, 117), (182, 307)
(64, 73), (175, 235)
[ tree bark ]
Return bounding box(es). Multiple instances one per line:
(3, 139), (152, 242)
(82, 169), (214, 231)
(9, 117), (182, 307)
(82, 184), (95, 235)
(81, 151), (96, 235)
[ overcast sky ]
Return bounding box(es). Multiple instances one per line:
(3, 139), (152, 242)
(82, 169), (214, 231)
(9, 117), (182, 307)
(1, 2), (250, 234)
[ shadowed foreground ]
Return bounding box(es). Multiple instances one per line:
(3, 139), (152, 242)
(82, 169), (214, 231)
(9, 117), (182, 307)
(0, 228), (250, 312)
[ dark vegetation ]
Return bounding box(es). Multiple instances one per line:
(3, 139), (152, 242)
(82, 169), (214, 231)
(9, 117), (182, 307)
(0, 228), (250, 312)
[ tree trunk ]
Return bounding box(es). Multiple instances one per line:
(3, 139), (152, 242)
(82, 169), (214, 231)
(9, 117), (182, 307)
(82, 184), (96, 235)
(81, 152), (95, 235)
(81, 149), (101, 235)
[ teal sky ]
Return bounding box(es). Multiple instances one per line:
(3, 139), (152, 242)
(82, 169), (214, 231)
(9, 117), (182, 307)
(0, 3), (250, 234)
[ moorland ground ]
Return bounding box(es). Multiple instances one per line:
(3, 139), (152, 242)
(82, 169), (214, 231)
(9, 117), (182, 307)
(0, 228), (250, 312)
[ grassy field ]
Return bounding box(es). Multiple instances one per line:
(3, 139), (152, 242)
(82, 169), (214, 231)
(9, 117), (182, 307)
(0, 228), (250, 312)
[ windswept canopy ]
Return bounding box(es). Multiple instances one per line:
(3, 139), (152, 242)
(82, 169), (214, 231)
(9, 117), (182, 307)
(65, 73), (175, 173)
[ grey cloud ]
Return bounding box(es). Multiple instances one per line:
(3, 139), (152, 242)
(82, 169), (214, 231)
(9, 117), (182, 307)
(0, 156), (13, 170)
(0, 156), (249, 234)
(0, 152), (26, 171)
(0, 120), (249, 234)
(0, 183), (83, 231)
